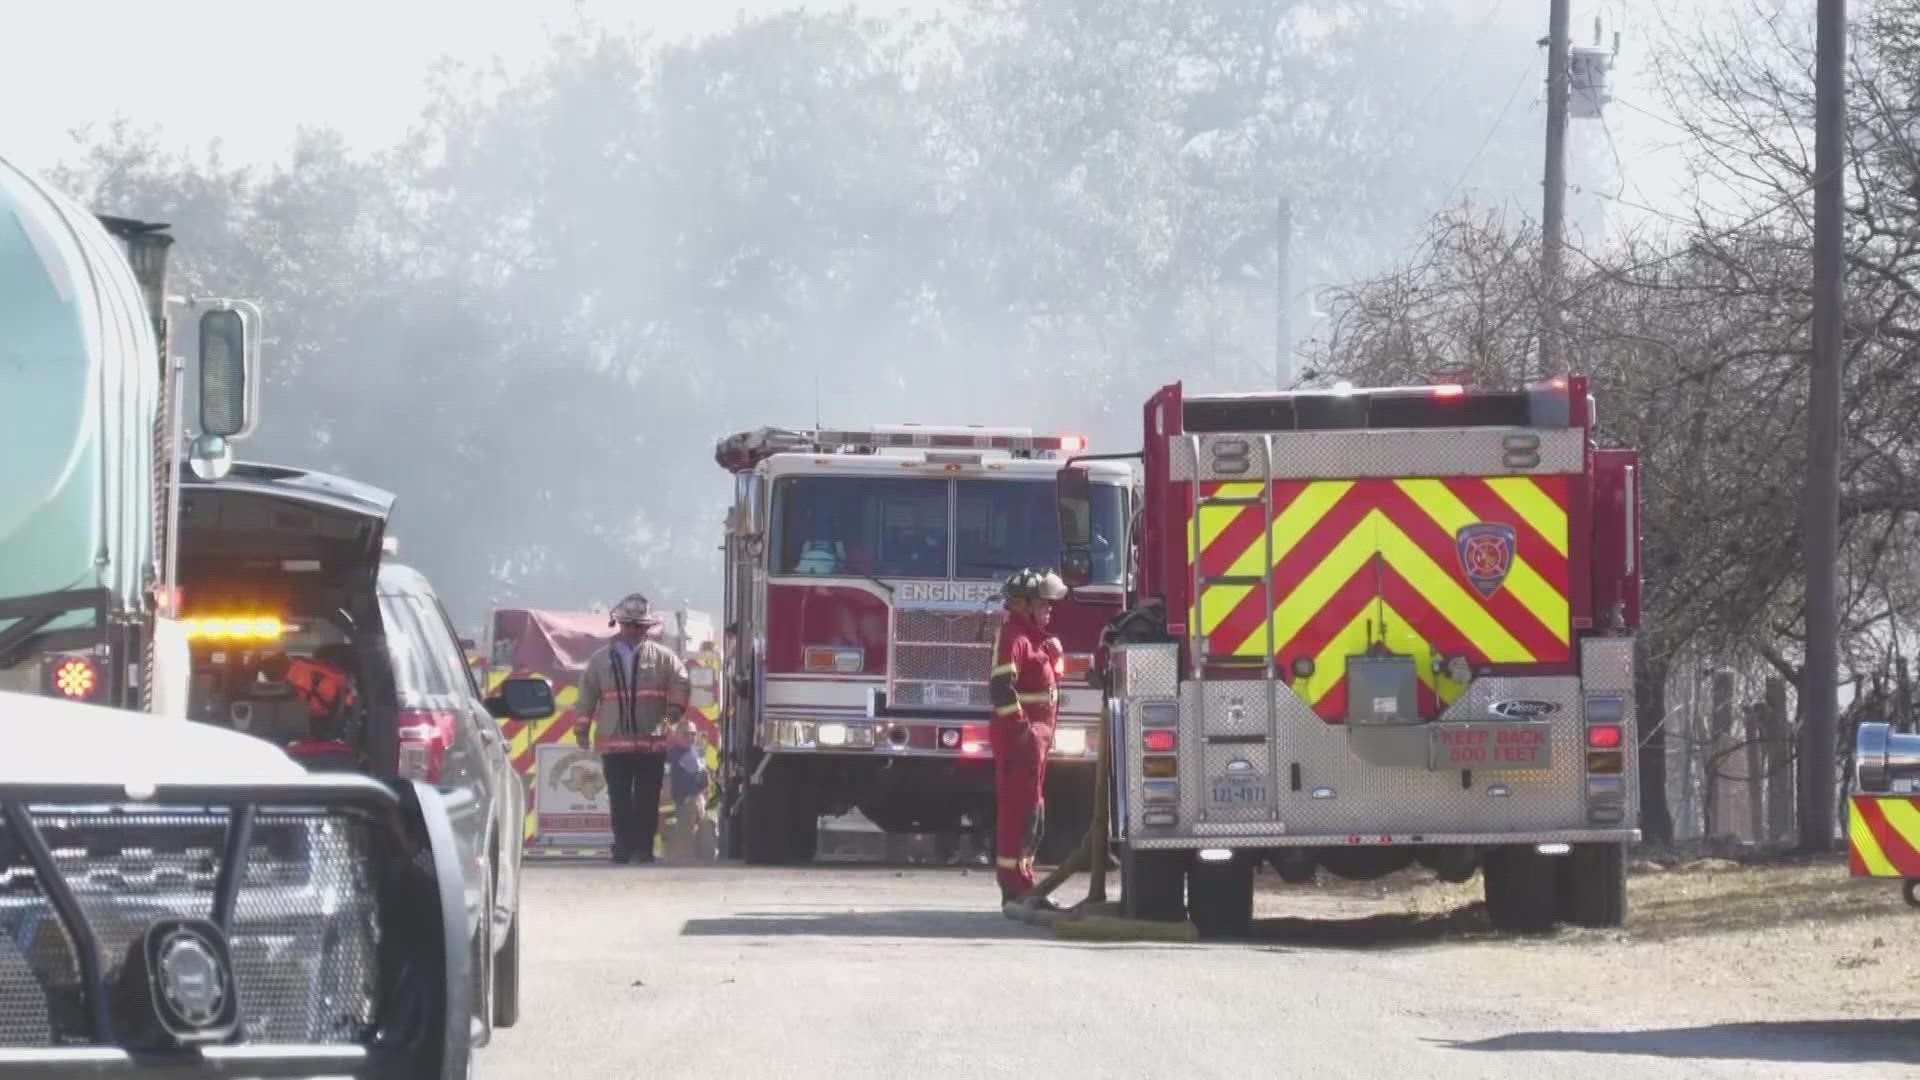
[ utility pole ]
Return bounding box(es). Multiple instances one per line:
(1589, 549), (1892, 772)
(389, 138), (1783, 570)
(1801, 0), (1846, 853)
(1276, 195), (1293, 389)
(1539, 0), (1571, 376)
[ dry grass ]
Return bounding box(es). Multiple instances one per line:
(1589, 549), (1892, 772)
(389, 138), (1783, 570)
(1248, 856), (1916, 1020)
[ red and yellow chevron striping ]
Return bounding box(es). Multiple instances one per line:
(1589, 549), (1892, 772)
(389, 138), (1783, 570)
(1847, 794), (1920, 878)
(1186, 476), (1572, 720)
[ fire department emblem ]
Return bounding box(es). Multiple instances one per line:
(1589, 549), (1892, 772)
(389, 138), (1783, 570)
(1455, 523), (1516, 598)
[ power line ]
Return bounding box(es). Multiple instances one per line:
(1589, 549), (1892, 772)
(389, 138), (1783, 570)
(1442, 54), (1541, 204)
(1565, 163), (1834, 290)
(1595, 106), (1668, 218)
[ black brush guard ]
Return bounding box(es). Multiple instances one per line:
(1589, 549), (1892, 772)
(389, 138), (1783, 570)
(0, 774), (471, 1079)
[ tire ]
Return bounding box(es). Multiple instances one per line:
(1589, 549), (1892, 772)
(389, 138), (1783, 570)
(1483, 847), (1558, 933)
(491, 909), (520, 1029)
(1558, 842), (1628, 928)
(1186, 854), (1255, 940)
(742, 759), (792, 866)
(1121, 846), (1187, 922)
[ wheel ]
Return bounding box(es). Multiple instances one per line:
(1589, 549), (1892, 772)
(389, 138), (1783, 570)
(1186, 854), (1255, 939)
(491, 908), (520, 1028)
(742, 758), (793, 866)
(1557, 842), (1628, 928)
(1121, 846), (1187, 922)
(1902, 879), (1919, 909)
(1483, 846), (1558, 933)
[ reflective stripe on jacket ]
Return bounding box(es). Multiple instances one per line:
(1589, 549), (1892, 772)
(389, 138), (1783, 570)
(575, 638), (691, 752)
(988, 610), (1059, 728)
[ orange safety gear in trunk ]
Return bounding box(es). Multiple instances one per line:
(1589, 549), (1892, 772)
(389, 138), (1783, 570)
(283, 657), (356, 721)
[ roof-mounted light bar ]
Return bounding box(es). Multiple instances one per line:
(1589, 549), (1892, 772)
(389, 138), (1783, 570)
(714, 425), (1087, 472)
(811, 429), (1086, 453)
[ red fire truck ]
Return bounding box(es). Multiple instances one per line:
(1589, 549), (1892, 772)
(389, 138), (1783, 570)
(714, 425), (1133, 865)
(1055, 376), (1641, 936)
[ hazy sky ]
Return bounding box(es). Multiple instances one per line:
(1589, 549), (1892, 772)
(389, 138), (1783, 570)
(1, 0), (1693, 234)
(0, 0), (949, 170)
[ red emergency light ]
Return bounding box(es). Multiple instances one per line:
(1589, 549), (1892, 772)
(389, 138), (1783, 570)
(1586, 724), (1624, 750)
(45, 655), (99, 701)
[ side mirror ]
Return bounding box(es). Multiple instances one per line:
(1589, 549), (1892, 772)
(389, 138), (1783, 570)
(1056, 465), (1093, 587)
(486, 675), (556, 721)
(198, 307), (260, 439)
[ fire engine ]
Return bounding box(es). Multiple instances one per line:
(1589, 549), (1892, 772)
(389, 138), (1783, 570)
(1847, 720), (1920, 908)
(714, 425), (1133, 865)
(1055, 377), (1641, 936)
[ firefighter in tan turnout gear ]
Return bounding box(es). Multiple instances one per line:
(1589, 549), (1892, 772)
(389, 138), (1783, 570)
(575, 593), (692, 864)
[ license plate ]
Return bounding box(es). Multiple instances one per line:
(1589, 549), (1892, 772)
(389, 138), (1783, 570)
(927, 683), (970, 707)
(1210, 774), (1268, 805)
(1428, 722), (1552, 771)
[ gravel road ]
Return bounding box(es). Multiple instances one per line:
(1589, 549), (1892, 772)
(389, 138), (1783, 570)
(482, 862), (1917, 1079)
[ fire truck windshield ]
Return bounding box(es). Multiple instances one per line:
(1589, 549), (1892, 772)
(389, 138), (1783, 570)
(772, 476), (951, 578)
(954, 479), (1124, 584)
(769, 475), (1124, 584)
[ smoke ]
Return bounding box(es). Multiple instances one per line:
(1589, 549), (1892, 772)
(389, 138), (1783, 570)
(46, 1), (1554, 630)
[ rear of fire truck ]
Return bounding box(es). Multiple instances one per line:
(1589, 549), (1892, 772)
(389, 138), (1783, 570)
(1060, 377), (1641, 937)
(715, 425), (1132, 865)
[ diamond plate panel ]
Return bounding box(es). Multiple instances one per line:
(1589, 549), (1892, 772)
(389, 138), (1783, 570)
(1120, 673), (1616, 842)
(1198, 681), (1271, 738)
(1171, 428), (1585, 480)
(1113, 643), (1180, 698)
(1580, 637), (1635, 693)
(1198, 741), (1279, 824)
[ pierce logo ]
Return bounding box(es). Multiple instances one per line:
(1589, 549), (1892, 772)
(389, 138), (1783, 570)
(1455, 522), (1516, 598)
(1489, 699), (1559, 719)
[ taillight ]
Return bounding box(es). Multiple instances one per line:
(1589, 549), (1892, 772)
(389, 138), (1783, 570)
(1586, 724), (1623, 749)
(1061, 653), (1094, 683)
(396, 709), (458, 781)
(44, 655), (99, 701)
(1143, 729), (1176, 753)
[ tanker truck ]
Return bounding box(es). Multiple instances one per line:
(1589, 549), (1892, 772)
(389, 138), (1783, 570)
(0, 152), (260, 714)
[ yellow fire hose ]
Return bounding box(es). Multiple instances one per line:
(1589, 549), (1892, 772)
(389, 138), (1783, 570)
(1001, 725), (1199, 943)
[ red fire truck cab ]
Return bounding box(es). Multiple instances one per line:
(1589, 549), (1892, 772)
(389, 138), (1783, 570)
(715, 425), (1133, 865)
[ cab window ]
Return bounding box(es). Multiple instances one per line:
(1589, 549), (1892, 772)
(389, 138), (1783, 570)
(770, 476), (950, 579)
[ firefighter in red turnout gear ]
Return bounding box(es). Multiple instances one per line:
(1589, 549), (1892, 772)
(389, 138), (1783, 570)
(989, 568), (1069, 904)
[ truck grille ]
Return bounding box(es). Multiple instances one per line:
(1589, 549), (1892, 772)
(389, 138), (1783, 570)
(0, 806), (381, 1048)
(890, 607), (1000, 711)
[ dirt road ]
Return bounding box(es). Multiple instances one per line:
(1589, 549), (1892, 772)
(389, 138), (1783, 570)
(483, 860), (1916, 1079)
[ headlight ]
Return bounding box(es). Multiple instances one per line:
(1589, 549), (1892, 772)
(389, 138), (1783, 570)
(1052, 727), (1089, 756)
(817, 722), (848, 747)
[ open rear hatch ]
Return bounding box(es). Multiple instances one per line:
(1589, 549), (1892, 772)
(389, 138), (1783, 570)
(176, 463), (397, 762)
(179, 462), (393, 582)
